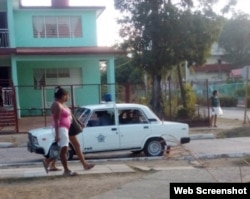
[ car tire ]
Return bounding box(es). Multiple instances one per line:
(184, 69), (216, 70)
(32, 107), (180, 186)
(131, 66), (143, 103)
(143, 138), (165, 156)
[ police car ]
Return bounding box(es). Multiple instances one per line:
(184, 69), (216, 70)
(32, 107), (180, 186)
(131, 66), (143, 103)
(27, 103), (190, 160)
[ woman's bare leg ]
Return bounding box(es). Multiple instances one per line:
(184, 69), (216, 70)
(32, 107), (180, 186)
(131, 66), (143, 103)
(214, 115), (217, 127)
(48, 159), (61, 171)
(69, 136), (95, 169)
(60, 146), (70, 172)
(210, 115), (214, 127)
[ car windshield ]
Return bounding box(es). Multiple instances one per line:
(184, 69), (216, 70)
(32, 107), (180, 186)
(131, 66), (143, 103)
(74, 107), (91, 124)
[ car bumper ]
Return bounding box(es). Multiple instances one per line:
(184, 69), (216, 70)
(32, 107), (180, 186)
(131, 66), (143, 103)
(180, 137), (190, 144)
(27, 142), (45, 155)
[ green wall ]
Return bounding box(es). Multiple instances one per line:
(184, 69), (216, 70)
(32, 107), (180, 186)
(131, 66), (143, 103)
(14, 9), (97, 47)
(17, 59), (100, 116)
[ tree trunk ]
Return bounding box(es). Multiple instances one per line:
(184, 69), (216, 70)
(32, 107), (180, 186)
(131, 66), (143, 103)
(150, 74), (164, 119)
(177, 64), (187, 108)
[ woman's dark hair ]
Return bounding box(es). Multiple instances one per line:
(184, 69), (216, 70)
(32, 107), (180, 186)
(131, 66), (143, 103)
(212, 90), (217, 95)
(54, 86), (68, 99)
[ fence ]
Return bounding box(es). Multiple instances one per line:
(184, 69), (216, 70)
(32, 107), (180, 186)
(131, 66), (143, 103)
(1, 81), (212, 130)
(207, 82), (244, 98)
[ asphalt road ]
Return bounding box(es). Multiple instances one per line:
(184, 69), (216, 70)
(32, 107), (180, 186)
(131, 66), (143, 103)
(0, 147), (157, 165)
(220, 107), (246, 120)
(1, 136), (250, 166)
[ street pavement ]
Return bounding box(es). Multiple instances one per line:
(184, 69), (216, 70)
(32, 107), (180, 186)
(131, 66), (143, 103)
(0, 107), (250, 199)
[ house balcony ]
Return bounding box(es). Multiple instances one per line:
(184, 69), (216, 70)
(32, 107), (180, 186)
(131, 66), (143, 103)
(0, 29), (9, 48)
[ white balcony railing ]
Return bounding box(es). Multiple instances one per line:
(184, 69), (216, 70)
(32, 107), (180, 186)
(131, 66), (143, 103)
(0, 28), (9, 47)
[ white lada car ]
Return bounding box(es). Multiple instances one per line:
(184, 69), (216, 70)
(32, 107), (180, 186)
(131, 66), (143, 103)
(27, 103), (190, 160)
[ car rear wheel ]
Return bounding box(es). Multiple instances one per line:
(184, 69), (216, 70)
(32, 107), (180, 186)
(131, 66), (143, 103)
(144, 138), (165, 156)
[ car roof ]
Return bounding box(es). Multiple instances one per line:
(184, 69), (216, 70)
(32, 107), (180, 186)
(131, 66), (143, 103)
(79, 103), (148, 110)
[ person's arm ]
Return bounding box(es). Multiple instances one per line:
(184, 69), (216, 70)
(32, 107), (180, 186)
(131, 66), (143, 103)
(51, 102), (61, 142)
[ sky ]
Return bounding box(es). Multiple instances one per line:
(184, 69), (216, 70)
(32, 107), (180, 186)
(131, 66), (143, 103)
(22, 0), (250, 47)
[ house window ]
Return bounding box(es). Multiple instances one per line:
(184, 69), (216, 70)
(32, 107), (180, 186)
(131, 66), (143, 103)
(33, 68), (82, 89)
(33, 16), (82, 38)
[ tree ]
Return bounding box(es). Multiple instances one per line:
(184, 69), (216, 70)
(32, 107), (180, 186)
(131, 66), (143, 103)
(115, 56), (144, 85)
(101, 56), (144, 85)
(114, 0), (222, 116)
(218, 13), (250, 67)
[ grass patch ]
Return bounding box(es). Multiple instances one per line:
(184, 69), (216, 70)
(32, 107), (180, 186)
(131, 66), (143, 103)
(216, 127), (250, 138)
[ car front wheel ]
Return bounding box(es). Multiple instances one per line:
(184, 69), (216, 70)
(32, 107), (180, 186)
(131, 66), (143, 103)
(144, 138), (165, 156)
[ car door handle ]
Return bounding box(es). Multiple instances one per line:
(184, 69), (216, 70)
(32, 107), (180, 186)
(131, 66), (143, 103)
(144, 126), (149, 129)
(111, 128), (117, 131)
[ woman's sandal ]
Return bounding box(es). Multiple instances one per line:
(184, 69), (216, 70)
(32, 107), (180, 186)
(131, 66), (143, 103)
(84, 163), (95, 170)
(63, 170), (78, 176)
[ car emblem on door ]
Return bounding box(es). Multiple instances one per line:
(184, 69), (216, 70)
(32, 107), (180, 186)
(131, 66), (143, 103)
(97, 134), (105, 143)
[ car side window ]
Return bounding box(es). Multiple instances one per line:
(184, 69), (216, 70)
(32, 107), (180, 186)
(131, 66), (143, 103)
(118, 109), (148, 125)
(87, 109), (115, 127)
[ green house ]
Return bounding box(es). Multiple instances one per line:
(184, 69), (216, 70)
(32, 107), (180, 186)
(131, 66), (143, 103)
(0, 0), (123, 117)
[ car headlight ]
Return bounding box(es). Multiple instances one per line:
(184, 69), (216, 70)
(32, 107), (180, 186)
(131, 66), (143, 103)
(32, 136), (39, 145)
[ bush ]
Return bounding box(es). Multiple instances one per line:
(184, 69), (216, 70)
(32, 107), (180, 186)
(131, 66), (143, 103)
(220, 96), (237, 107)
(177, 83), (196, 119)
(196, 96), (208, 106)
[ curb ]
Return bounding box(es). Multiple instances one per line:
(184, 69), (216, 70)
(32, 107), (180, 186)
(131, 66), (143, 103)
(190, 133), (215, 140)
(0, 142), (14, 148)
(180, 152), (250, 161)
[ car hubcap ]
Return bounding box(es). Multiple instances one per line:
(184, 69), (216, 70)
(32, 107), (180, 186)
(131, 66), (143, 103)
(149, 141), (161, 155)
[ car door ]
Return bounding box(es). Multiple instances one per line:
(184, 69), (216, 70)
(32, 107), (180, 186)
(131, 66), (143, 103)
(118, 108), (151, 149)
(82, 108), (119, 153)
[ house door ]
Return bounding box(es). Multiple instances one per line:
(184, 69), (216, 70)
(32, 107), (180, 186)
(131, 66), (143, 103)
(0, 66), (11, 107)
(0, 66), (11, 86)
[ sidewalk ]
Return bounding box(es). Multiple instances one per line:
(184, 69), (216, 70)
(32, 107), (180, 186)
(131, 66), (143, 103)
(0, 162), (134, 179)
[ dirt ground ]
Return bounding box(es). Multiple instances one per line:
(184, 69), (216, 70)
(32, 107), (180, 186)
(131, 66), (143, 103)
(0, 158), (250, 199)
(0, 117), (249, 199)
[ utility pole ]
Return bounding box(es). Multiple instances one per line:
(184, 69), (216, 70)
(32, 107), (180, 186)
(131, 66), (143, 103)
(243, 66), (249, 124)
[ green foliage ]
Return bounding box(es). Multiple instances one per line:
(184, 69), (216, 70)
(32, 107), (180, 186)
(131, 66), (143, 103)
(219, 96), (237, 107)
(114, 0), (223, 114)
(101, 56), (144, 85)
(115, 56), (144, 85)
(234, 84), (250, 97)
(177, 83), (196, 119)
(218, 13), (250, 67)
(196, 96), (208, 106)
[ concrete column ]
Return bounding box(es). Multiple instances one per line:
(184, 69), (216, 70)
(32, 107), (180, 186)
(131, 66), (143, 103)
(7, 0), (16, 47)
(106, 58), (116, 102)
(11, 56), (20, 118)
